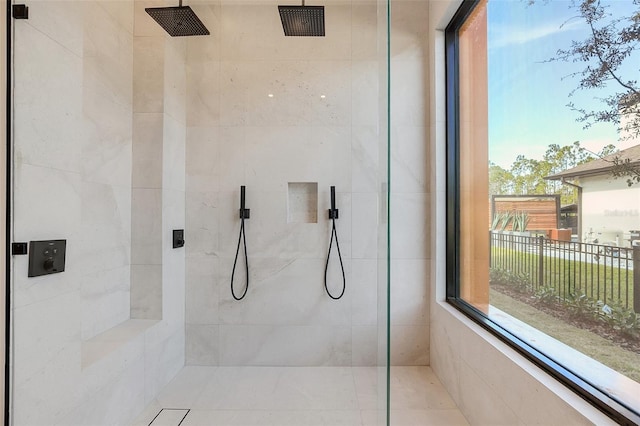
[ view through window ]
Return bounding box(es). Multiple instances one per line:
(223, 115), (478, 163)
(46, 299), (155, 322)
(449, 0), (640, 421)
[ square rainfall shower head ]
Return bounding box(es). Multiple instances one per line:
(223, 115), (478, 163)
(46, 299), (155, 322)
(278, 5), (325, 37)
(145, 6), (210, 37)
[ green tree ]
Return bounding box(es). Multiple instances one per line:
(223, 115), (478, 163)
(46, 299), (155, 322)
(490, 141), (617, 205)
(550, 0), (640, 140)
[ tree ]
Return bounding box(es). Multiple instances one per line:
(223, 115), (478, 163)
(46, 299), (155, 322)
(551, 0), (640, 140)
(490, 141), (617, 205)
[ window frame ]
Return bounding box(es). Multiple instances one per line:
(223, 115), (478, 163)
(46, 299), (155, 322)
(444, 1), (640, 424)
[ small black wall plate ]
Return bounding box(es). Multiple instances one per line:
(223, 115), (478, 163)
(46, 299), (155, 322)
(12, 5), (29, 19)
(12, 242), (28, 255)
(173, 229), (185, 248)
(28, 240), (66, 277)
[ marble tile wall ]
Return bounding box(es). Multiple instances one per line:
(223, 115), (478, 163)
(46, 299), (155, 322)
(389, 0), (431, 366)
(184, 0), (429, 367)
(11, 1), (186, 424)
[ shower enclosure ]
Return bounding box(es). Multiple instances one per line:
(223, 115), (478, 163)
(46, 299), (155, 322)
(6, 0), (396, 424)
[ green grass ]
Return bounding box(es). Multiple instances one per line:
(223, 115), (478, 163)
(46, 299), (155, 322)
(491, 245), (635, 309)
(491, 288), (640, 383)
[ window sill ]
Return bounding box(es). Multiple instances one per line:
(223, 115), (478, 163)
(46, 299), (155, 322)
(488, 305), (640, 414)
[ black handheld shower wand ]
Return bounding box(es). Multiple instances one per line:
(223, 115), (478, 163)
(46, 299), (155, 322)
(325, 186), (346, 299)
(231, 186), (250, 300)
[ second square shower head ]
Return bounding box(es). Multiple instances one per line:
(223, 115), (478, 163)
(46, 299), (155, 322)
(278, 1), (325, 37)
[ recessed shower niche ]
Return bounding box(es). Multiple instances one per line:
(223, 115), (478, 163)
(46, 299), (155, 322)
(287, 182), (318, 223)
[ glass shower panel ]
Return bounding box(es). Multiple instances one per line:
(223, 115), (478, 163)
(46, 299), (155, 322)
(8, 0), (390, 424)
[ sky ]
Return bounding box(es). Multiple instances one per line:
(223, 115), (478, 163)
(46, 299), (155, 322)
(486, 0), (638, 168)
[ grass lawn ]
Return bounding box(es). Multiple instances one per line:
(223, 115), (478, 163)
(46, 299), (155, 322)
(490, 288), (640, 383)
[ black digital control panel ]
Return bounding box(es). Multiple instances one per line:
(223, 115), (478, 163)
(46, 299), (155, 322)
(28, 240), (67, 277)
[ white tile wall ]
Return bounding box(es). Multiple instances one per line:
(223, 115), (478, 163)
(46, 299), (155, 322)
(183, 0), (428, 369)
(11, 1), (186, 424)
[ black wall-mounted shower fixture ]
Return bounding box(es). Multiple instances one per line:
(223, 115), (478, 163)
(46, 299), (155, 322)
(12, 4), (29, 19)
(145, 0), (210, 37)
(239, 185), (250, 219)
(231, 186), (250, 300)
(278, 0), (325, 37)
(173, 230), (185, 248)
(324, 186), (345, 299)
(28, 240), (67, 278)
(328, 185), (338, 219)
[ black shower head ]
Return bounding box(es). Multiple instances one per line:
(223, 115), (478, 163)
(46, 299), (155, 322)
(145, 4), (210, 37)
(278, 4), (325, 37)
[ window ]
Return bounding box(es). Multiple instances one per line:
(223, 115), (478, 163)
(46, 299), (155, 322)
(446, 0), (640, 423)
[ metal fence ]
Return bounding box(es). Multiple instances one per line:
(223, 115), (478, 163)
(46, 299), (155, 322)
(490, 231), (640, 312)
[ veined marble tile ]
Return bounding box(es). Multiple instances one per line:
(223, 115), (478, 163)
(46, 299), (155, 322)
(133, 113), (164, 190)
(308, 61), (352, 127)
(390, 259), (429, 326)
(390, 367), (457, 410)
(390, 325), (429, 366)
(352, 325), (378, 366)
(186, 3), (222, 62)
(186, 191), (219, 258)
(182, 409), (363, 426)
(352, 192), (379, 259)
(390, 192), (430, 260)
(186, 256), (219, 325)
(390, 0), (430, 61)
(81, 182), (132, 270)
(185, 126), (220, 193)
(352, 3), (379, 61)
(217, 258), (351, 326)
(155, 366), (219, 408)
(457, 360), (520, 425)
(94, 0), (134, 36)
(13, 164), (82, 240)
(390, 60), (428, 127)
(352, 126), (379, 193)
(21, 0), (84, 58)
(186, 324), (220, 366)
(391, 125), (429, 193)
(14, 24), (83, 173)
(351, 259), (378, 326)
(145, 329), (185, 405)
(134, 36), (165, 113)
(134, 0), (167, 37)
(352, 62), (380, 127)
(64, 356), (146, 426)
(219, 326), (352, 366)
(186, 60), (222, 126)
(193, 367), (358, 410)
(81, 265), (131, 341)
(130, 264), (162, 320)
(162, 115), (187, 191)
(131, 188), (163, 265)
(164, 38), (187, 125)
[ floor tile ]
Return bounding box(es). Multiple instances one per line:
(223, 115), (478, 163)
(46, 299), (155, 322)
(132, 366), (468, 426)
(182, 409), (363, 426)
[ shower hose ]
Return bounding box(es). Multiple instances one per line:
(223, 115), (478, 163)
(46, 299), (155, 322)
(324, 214), (346, 300)
(231, 215), (249, 300)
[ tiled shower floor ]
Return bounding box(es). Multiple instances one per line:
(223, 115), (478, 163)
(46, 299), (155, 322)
(132, 366), (469, 426)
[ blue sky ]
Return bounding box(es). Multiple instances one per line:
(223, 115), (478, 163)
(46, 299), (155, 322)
(487, 0), (638, 168)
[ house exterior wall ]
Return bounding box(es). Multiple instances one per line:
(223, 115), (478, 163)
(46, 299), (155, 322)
(580, 175), (640, 245)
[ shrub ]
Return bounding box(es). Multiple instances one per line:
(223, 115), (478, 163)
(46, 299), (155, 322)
(490, 267), (532, 293)
(535, 286), (558, 304)
(600, 303), (640, 338)
(565, 291), (600, 319)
